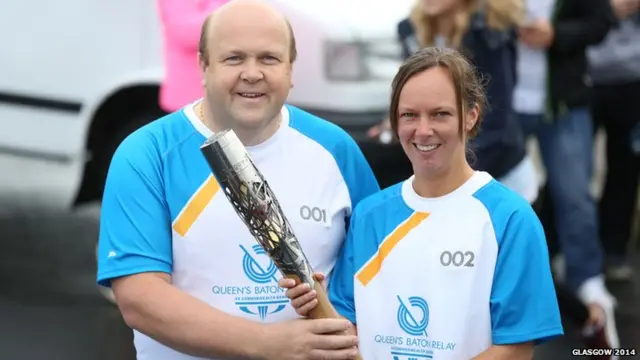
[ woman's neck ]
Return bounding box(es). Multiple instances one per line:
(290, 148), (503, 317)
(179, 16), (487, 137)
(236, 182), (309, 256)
(412, 158), (475, 198)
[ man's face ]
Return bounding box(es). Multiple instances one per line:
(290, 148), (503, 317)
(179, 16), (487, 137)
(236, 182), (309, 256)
(201, 15), (293, 130)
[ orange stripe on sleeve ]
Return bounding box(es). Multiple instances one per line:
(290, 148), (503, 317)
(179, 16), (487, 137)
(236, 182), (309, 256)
(172, 176), (220, 236)
(356, 211), (429, 286)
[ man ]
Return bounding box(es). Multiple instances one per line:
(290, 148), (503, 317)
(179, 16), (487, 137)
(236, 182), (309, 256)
(516, 0), (620, 354)
(96, 1), (378, 359)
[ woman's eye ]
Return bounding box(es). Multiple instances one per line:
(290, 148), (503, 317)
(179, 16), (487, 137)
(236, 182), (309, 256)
(432, 112), (453, 120)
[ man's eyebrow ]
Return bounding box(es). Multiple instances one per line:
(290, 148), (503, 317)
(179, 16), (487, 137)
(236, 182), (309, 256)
(217, 49), (246, 57)
(217, 49), (286, 58)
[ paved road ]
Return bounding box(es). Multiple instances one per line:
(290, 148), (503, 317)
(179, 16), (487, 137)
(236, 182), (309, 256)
(0, 203), (638, 360)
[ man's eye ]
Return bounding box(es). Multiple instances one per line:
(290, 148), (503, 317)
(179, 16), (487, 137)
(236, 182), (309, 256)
(263, 56), (280, 62)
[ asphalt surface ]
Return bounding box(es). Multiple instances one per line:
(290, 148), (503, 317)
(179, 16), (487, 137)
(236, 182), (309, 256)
(0, 203), (638, 360)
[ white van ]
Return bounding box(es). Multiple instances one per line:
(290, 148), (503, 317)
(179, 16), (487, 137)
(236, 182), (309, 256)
(0, 0), (413, 210)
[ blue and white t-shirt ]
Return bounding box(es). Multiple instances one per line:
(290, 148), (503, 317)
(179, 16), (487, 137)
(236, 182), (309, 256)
(96, 102), (380, 360)
(329, 171), (564, 360)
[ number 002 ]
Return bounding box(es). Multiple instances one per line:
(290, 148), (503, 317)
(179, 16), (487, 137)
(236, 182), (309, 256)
(440, 251), (475, 267)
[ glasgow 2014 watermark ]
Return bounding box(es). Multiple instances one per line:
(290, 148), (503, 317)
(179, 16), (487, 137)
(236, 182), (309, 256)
(572, 348), (637, 357)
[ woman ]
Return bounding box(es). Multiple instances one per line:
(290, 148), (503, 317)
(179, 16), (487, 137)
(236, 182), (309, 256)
(280, 47), (563, 359)
(373, 1), (607, 350)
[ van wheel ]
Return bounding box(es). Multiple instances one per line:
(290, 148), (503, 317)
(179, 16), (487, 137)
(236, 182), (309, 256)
(75, 111), (161, 205)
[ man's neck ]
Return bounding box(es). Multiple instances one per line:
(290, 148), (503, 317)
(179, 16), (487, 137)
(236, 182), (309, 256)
(196, 101), (282, 147)
(412, 158), (474, 198)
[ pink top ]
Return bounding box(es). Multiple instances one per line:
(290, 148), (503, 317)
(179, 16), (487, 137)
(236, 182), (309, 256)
(157, 0), (229, 112)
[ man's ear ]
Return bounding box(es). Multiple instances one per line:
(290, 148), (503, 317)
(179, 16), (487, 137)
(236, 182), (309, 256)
(287, 62), (294, 89)
(198, 52), (208, 87)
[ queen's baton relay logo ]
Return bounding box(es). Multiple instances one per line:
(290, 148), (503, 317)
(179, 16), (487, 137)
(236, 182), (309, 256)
(212, 244), (288, 321)
(373, 295), (457, 359)
(398, 296), (430, 337)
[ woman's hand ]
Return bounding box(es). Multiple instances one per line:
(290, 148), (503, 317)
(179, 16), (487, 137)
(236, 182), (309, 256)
(278, 273), (326, 317)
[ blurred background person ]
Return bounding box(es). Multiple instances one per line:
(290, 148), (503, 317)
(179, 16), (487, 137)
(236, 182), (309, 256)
(157, 0), (229, 113)
(368, 0), (538, 203)
(588, 0), (640, 282)
(515, 0), (620, 353)
(515, 0), (626, 354)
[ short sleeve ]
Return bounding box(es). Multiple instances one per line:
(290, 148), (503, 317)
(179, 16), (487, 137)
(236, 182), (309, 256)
(96, 132), (173, 287)
(328, 210), (359, 324)
(490, 206), (564, 345)
(340, 138), (380, 211)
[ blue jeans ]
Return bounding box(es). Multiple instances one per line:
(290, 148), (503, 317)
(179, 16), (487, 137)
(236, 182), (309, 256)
(519, 108), (604, 291)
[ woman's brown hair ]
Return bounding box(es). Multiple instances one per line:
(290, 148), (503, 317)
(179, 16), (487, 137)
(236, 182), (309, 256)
(389, 47), (487, 140)
(409, 0), (524, 48)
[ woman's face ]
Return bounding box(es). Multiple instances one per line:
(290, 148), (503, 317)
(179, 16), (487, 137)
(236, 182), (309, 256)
(419, 0), (462, 16)
(396, 66), (474, 179)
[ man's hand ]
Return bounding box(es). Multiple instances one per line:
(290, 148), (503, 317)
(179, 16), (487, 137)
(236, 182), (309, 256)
(261, 318), (359, 360)
(279, 273), (325, 317)
(518, 19), (555, 49)
(610, 0), (640, 20)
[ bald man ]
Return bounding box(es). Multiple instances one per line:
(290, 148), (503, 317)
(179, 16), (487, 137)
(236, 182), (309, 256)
(96, 0), (378, 359)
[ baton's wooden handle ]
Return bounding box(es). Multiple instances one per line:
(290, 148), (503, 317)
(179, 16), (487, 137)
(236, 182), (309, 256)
(284, 274), (338, 318)
(286, 274), (363, 360)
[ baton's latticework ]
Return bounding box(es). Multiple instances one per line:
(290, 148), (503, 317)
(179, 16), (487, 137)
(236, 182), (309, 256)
(200, 129), (316, 287)
(222, 174), (314, 286)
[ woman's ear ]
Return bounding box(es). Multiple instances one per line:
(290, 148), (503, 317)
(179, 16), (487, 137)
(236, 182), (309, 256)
(465, 104), (479, 132)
